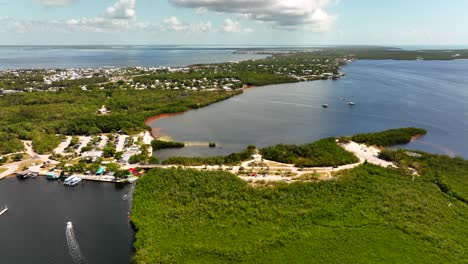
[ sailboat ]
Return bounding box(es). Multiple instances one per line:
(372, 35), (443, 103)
(0, 205), (8, 216)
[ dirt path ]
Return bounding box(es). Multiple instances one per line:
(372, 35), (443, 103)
(132, 141), (396, 183)
(0, 141), (59, 180)
(53, 136), (72, 155)
(240, 142), (395, 182)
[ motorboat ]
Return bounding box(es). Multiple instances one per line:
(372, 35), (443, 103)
(348, 102), (355, 106)
(46, 172), (60, 180)
(64, 176), (77, 184)
(64, 176), (82, 186)
(322, 104), (329, 108)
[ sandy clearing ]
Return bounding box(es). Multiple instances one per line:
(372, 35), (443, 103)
(341, 141), (396, 168)
(53, 136), (72, 155)
(116, 135), (129, 152)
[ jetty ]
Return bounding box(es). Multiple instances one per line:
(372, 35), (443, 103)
(0, 205), (8, 216)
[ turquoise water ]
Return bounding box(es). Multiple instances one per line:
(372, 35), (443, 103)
(152, 60), (468, 160)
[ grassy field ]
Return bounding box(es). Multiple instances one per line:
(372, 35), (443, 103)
(132, 162), (468, 263)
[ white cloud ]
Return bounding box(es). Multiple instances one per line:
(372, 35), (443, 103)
(0, 16), (66, 34)
(2, 0), (213, 36)
(223, 18), (241, 33)
(163, 16), (213, 32)
(163, 16), (184, 31)
(104, 0), (136, 20)
(38, 0), (74, 6)
(169, 0), (335, 31)
(223, 18), (253, 33)
(64, 0), (136, 32)
(195, 7), (207, 15)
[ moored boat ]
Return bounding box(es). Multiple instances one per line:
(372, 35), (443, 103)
(46, 172), (60, 180)
(64, 176), (77, 184)
(64, 176), (82, 186)
(16, 170), (30, 180)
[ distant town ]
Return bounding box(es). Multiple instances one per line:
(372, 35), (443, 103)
(0, 53), (351, 95)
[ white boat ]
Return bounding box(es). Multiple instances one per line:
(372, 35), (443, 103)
(0, 205), (8, 216)
(64, 176), (77, 184)
(348, 102), (355, 106)
(64, 176), (82, 186)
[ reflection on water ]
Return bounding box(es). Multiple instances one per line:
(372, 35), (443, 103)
(152, 60), (468, 160)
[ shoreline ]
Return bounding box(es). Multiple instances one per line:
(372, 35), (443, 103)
(242, 84), (257, 90)
(144, 112), (188, 139)
(143, 89), (250, 139)
(410, 134), (424, 142)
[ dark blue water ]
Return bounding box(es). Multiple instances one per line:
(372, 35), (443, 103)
(0, 177), (134, 264)
(152, 60), (468, 159)
(0, 46), (267, 69)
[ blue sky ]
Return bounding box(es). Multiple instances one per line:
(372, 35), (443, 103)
(0, 0), (467, 45)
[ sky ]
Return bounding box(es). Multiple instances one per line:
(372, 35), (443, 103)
(0, 0), (467, 45)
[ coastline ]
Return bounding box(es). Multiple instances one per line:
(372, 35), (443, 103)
(143, 90), (247, 139)
(242, 84), (257, 90)
(144, 111), (188, 139)
(410, 134), (424, 142)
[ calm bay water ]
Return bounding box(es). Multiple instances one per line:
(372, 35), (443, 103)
(0, 177), (134, 264)
(0, 46), (266, 69)
(153, 60), (468, 160)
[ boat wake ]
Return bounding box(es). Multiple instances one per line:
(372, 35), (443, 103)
(66, 222), (87, 264)
(0, 205), (7, 216)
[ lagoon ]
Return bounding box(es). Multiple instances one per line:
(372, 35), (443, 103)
(152, 60), (468, 160)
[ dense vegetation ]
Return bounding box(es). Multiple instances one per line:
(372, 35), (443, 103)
(0, 88), (238, 154)
(151, 140), (185, 150)
(132, 163), (468, 263)
(0, 132), (24, 155)
(350, 127), (427, 147)
(288, 46), (468, 60)
(379, 149), (468, 203)
(162, 146), (256, 166)
(260, 138), (359, 167)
